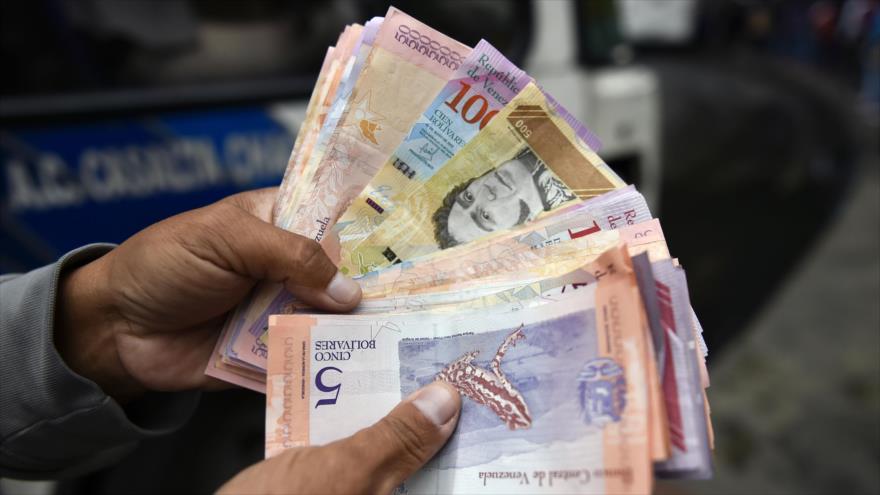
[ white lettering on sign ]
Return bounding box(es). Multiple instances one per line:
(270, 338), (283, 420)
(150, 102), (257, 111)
(4, 132), (291, 211)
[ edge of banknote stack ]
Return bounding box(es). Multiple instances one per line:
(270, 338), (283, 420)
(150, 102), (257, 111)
(205, 6), (714, 493)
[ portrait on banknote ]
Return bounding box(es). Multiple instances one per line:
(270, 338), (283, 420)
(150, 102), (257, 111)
(431, 147), (576, 248)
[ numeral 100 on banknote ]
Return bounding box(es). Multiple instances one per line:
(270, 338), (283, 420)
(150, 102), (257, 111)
(445, 81), (499, 129)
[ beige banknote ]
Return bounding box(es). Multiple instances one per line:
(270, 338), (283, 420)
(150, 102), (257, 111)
(362, 243), (656, 315)
(339, 82), (625, 275)
(282, 241), (638, 317)
(358, 219), (666, 299)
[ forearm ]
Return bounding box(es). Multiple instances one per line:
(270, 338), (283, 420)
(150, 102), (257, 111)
(0, 245), (197, 479)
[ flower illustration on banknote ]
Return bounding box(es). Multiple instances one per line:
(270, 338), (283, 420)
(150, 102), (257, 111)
(577, 357), (626, 427)
(435, 325), (532, 430)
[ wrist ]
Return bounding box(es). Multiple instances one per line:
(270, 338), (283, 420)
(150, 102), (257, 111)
(55, 253), (146, 403)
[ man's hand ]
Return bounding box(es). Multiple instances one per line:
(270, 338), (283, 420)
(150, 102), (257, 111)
(54, 188), (361, 401)
(218, 381), (462, 495)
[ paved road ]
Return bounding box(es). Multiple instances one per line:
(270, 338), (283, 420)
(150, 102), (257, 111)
(663, 141), (879, 494)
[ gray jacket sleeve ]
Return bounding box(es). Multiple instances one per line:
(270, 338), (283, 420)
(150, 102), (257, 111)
(0, 244), (200, 480)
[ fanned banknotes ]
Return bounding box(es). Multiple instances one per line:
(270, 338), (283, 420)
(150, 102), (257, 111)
(203, 6), (714, 491)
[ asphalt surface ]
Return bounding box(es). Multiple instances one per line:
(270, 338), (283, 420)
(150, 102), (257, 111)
(662, 140), (880, 494)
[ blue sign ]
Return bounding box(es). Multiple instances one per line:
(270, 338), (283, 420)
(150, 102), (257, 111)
(1, 106), (296, 272)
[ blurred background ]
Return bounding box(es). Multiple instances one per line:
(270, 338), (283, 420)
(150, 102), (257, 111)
(1, 0), (877, 493)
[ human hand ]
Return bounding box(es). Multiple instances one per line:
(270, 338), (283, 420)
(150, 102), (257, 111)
(218, 381), (461, 495)
(54, 188), (361, 401)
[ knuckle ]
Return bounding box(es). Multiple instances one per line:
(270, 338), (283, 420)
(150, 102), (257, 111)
(211, 201), (245, 223)
(225, 188), (276, 221)
(187, 202), (250, 268)
(170, 210), (220, 250)
(217, 189), (255, 210)
(292, 238), (326, 271)
(217, 202), (262, 240)
(198, 202), (241, 236)
(205, 203), (247, 238)
(218, 191), (245, 207)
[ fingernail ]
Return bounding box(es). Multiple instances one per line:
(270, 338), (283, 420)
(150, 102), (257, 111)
(411, 381), (458, 426)
(326, 271), (361, 305)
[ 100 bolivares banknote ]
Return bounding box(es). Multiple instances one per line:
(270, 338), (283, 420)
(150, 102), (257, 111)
(267, 249), (654, 494)
(339, 81), (625, 275)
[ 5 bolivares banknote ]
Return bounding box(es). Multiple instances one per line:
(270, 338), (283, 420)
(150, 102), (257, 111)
(268, 260), (653, 494)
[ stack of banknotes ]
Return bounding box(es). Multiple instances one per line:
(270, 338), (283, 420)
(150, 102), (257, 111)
(205, 7), (714, 493)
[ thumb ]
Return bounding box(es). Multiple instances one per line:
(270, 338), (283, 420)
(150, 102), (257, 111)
(200, 200), (362, 312)
(342, 381), (461, 494)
